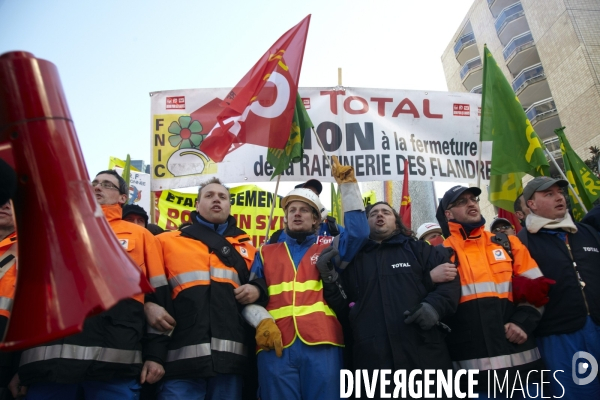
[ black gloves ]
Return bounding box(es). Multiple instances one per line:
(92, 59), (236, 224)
(316, 246), (339, 283)
(404, 303), (439, 330)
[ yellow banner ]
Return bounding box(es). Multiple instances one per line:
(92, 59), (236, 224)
(362, 190), (377, 207)
(108, 156), (139, 171)
(156, 185), (285, 246)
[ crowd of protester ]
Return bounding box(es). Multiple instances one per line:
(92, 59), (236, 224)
(1, 158), (599, 399)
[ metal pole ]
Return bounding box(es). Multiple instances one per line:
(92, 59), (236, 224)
(545, 148), (588, 214)
(311, 127), (332, 171)
(264, 174), (281, 243)
(477, 141), (483, 188)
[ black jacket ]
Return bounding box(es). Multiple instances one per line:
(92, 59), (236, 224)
(518, 222), (600, 336)
(325, 232), (460, 372)
(159, 215), (254, 380)
(19, 299), (147, 385)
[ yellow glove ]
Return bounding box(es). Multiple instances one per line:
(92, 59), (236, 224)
(256, 319), (283, 357)
(331, 155), (357, 184)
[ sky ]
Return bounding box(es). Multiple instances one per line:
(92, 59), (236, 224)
(0, 0), (474, 205)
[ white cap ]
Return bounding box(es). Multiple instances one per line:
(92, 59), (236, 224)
(416, 222), (442, 240)
(282, 188), (326, 216)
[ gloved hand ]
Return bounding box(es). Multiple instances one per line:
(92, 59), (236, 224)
(256, 319), (283, 357)
(331, 156), (357, 184)
(513, 275), (556, 307)
(316, 246), (339, 283)
(404, 303), (439, 330)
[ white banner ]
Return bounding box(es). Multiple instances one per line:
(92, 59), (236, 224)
(151, 87), (490, 190)
(115, 167), (152, 216)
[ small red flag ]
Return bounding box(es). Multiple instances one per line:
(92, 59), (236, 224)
(498, 208), (522, 234)
(400, 159), (411, 229)
(201, 15), (311, 162)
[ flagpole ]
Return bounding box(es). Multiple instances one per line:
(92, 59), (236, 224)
(308, 68), (345, 171)
(311, 127), (333, 171)
(544, 148), (588, 213)
(264, 174), (282, 243)
(477, 141), (482, 188)
(310, 69), (344, 171)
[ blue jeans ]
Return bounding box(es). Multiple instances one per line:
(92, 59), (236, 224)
(25, 379), (141, 400)
(157, 374), (242, 400)
(257, 340), (342, 400)
(537, 316), (600, 399)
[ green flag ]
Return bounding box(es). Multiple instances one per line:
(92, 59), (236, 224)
(488, 172), (525, 212)
(267, 93), (313, 178)
(480, 45), (549, 209)
(330, 182), (343, 227)
(556, 127), (600, 221)
(480, 46), (549, 178)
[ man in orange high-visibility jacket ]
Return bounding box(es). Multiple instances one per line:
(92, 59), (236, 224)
(19, 170), (172, 400)
(235, 157), (369, 400)
(436, 185), (546, 396)
(156, 177), (258, 399)
(0, 201), (19, 398)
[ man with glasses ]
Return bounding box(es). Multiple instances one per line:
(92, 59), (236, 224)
(18, 170), (173, 399)
(436, 186), (545, 398)
(490, 218), (516, 236)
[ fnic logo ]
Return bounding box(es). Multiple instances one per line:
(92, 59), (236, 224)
(572, 351), (598, 385)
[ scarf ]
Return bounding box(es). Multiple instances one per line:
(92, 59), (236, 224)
(526, 212), (577, 234)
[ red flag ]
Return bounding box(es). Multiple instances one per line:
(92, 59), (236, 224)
(400, 159), (411, 229)
(200, 15), (311, 162)
(498, 208), (522, 234)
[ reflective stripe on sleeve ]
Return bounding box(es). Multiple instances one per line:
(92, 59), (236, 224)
(166, 338), (246, 362)
(517, 268), (544, 280)
(0, 296), (13, 312)
(210, 266), (240, 285)
(149, 275), (168, 288)
(210, 337), (246, 356)
(169, 270), (211, 289)
(20, 344), (142, 366)
(166, 343), (211, 362)
(461, 281), (512, 297)
(452, 348), (541, 370)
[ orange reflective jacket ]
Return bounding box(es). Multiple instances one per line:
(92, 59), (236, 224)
(261, 242), (343, 348)
(444, 222), (542, 305)
(103, 204), (168, 303)
(157, 216), (256, 379)
(442, 222), (544, 376)
(0, 232), (17, 319)
(158, 226), (255, 299)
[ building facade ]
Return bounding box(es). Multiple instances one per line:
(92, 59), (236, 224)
(442, 0), (600, 218)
